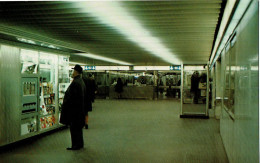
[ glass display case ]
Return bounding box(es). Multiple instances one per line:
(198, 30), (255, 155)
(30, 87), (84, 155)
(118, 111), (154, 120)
(20, 49), (39, 136)
(21, 117), (37, 136)
(39, 52), (58, 130)
(58, 56), (70, 120)
(20, 49), (39, 74)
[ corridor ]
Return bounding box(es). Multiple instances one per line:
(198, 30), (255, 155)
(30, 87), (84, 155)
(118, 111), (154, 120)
(0, 100), (228, 163)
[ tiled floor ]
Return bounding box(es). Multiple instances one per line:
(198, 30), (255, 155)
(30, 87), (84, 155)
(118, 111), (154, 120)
(0, 99), (228, 163)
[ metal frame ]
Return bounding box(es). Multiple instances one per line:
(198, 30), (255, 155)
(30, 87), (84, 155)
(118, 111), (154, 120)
(0, 43), (68, 147)
(180, 64), (209, 119)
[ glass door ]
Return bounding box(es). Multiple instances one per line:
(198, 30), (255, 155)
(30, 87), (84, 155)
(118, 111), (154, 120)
(180, 65), (209, 118)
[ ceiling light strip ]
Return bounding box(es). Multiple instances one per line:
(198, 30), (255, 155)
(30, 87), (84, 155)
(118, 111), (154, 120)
(74, 53), (132, 65)
(75, 2), (181, 65)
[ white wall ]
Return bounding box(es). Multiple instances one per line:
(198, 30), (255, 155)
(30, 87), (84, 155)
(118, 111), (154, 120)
(220, 1), (259, 162)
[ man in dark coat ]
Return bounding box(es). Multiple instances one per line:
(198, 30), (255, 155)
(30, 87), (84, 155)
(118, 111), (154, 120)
(89, 74), (97, 103)
(190, 71), (200, 104)
(82, 73), (94, 129)
(115, 78), (123, 99)
(60, 64), (86, 150)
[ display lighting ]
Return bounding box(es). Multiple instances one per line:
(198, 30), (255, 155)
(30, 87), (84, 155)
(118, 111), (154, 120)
(74, 53), (132, 65)
(20, 49), (38, 63)
(209, 0), (252, 69)
(17, 37), (60, 50)
(133, 66), (170, 71)
(69, 61), (87, 66)
(184, 66), (205, 71)
(251, 66), (258, 71)
(95, 66), (129, 71)
(74, 2), (181, 65)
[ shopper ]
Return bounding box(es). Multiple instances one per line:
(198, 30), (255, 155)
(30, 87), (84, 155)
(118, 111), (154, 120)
(190, 71), (200, 104)
(60, 64), (86, 150)
(82, 73), (94, 129)
(115, 78), (123, 99)
(89, 73), (97, 103)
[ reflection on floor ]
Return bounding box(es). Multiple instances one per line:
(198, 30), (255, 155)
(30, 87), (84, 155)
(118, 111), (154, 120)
(0, 100), (228, 163)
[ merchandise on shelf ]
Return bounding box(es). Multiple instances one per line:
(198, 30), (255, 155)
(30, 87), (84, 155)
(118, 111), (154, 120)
(40, 115), (56, 130)
(21, 117), (37, 135)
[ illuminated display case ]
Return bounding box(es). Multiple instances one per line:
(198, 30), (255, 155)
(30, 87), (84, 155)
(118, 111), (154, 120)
(20, 49), (69, 135)
(39, 52), (58, 130)
(20, 49), (39, 136)
(58, 56), (70, 121)
(20, 49), (39, 74)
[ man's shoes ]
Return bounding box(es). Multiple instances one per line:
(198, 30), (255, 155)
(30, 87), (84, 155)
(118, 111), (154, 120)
(85, 124), (88, 129)
(66, 146), (82, 150)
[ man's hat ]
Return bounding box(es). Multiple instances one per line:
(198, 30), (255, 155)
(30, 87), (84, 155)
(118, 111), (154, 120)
(72, 64), (83, 74)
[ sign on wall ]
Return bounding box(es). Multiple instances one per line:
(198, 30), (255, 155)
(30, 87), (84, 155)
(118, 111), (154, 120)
(84, 66), (96, 70)
(170, 65), (181, 70)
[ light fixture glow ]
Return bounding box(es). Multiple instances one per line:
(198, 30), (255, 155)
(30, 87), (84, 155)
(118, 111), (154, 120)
(134, 66), (171, 71)
(210, 0), (252, 69)
(74, 53), (132, 65)
(69, 61), (87, 66)
(75, 2), (181, 65)
(95, 66), (129, 70)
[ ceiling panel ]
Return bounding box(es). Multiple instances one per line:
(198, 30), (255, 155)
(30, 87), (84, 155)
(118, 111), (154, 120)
(0, 1), (225, 66)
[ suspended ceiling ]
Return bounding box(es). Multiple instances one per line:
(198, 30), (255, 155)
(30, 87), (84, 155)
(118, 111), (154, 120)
(0, 1), (225, 66)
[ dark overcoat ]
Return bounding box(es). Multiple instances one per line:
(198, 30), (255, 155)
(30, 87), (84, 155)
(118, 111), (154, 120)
(190, 74), (200, 93)
(60, 75), (86, 127)
(82, 77), (93, 112)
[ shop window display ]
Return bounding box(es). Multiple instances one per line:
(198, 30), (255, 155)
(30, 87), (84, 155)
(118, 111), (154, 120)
(20, 49), (38, 74)
(39, 52), (58, 130)
(58, 56), (70, 120)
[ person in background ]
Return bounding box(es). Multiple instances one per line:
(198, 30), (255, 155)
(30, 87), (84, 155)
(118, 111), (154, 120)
(89, 74), (97, 103)
(177, 79), (181, 98)
(82, 73), (94, 129)
(190, 71), (200, 104)
(60, 64), (86, 150)
(115, 77), (123, 99)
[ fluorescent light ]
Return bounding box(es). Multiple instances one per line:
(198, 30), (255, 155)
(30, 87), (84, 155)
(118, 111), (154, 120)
(95, 66), (129, 70)
(184, 66), (205, 71)
(69, 61), (87, 65)
(209, 0), (237, 66)
(134, 66), (170, 71)
(210, 0), (252, 68)
(17, 37), (60, 50)
(74, 53), (132, 65)
(18, 38), (36, 45)
(74, 2), (181, 65)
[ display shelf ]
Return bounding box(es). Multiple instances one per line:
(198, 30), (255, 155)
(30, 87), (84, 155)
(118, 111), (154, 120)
(43, 94), (54, 98)
(21, 112), (38, 119)
(39, 113), (55, 118)
(39, 115), (56, 130)
(21, 74), (39, 78)
(21, 116), (37, 136)
(45, 104), (55, 107)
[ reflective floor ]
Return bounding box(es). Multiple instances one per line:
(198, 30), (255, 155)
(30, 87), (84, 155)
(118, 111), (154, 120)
(0, 99), (228, 163)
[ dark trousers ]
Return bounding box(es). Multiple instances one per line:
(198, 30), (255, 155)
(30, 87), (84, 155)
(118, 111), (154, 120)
(70, 124), (84, 148)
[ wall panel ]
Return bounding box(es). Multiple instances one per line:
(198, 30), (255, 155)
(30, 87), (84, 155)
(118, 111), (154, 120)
(0, 45), (21, 145)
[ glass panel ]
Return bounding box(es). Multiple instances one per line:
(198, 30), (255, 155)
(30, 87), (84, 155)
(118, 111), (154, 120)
(224, 51), (230, 109)
(58, 56), (70, 121)
(21, 117), (37, 135)
(20, 49), (38, 74)
(39, 52), (58, 130)
(182, 65), (207, 115)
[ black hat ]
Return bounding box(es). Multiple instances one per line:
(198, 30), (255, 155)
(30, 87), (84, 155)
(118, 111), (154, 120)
(72, 64), (83, 74)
